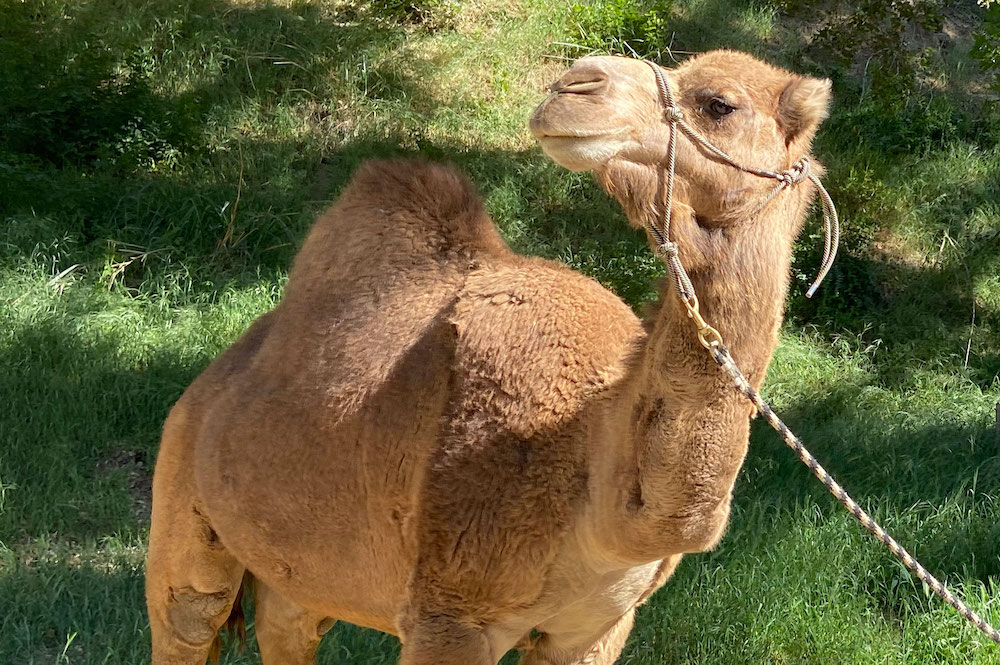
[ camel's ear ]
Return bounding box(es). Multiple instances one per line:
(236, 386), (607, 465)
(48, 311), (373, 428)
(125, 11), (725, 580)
(778, 76), (832, 151)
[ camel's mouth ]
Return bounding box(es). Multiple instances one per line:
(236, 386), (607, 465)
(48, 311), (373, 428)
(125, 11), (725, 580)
(530, 100), (636, 171)
(529, 125), (632, 140)
(528, 93), (634, 143)
(533, 133), (635, 172)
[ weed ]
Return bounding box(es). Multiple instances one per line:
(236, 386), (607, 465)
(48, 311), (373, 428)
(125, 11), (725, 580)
(568, 0), (674, 56)
(369, 0), (461, 29)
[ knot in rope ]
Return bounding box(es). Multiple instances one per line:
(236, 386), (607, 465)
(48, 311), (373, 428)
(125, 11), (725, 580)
(664, 106), (684, 123)
(779, 157), (811, 185)
(654, 240), (679, 258)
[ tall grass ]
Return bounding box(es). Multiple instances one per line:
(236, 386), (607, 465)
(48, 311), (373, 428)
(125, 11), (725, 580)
(1, 0), (998, 662)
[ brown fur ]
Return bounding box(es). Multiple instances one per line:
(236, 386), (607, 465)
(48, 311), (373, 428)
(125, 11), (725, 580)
(209, 573), (249, 664)
(146, 51), (831, 665)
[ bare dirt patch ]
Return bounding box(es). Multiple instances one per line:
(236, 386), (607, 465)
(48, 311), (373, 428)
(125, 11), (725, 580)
(96, 449), (152, 525)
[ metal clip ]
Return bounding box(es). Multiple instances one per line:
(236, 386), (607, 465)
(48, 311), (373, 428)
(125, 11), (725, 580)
(682, 296), (724, 350)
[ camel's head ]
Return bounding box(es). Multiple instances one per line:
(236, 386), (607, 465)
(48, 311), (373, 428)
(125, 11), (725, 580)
(530, 51), (831, 228)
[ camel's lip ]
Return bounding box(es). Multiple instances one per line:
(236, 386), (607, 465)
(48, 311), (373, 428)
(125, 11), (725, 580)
(529, 125), (633, 141)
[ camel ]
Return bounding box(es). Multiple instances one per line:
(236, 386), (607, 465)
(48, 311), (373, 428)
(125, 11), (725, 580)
(146, 50), (831, 665)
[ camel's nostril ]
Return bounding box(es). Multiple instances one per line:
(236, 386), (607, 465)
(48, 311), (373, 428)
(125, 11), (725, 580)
(561, 78), (607, 94)
(550, 70), (609, 95)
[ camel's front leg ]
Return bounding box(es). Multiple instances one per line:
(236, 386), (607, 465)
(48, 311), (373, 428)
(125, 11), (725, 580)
(399, 613), (493, 665)
(519, 554), (681, 665)
(518, 609), (635, 665)
(146, 488), (245, 665)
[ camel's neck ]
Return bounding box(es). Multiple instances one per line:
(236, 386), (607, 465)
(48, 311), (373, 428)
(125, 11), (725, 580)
(586, 173), (809, 566)
(645, 219), (794, 383)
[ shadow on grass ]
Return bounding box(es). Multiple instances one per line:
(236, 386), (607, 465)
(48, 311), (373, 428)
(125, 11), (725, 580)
(0, 0), (407, 283)
(2, 0), (998, 661)
(0, 0), (406, 173)
(0, 557), (402, 664)
(0, 312), (202, 544)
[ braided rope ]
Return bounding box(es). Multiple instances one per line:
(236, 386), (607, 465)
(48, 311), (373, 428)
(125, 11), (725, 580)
(710, 344), (1000, 645)
(641, 59), (999, 645)
(806, 173), (840, 297)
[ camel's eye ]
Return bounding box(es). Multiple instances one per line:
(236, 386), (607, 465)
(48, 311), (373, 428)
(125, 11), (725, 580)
(706, 98), (736, 119)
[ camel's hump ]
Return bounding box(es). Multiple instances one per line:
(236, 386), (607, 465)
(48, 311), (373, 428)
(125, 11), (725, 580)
(285, 158), (508, 310)
(292, 159), (509, 276)
(336, 158), (498, 238)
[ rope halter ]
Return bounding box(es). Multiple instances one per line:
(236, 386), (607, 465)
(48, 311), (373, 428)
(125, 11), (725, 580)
(639, 59), (1000, 646)
(643, 60), (840, 299)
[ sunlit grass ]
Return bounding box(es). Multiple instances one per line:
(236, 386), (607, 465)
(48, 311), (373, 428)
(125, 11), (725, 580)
(1, 0), (998, 662)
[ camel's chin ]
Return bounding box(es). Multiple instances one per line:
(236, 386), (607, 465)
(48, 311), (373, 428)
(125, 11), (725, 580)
(537, 135), (631, 172)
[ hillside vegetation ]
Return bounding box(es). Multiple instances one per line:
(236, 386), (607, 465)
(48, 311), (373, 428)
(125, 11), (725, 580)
(1, 0), (999, 663)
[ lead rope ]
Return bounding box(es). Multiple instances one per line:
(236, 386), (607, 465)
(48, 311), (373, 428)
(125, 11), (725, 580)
(642, 60), (1000, 645)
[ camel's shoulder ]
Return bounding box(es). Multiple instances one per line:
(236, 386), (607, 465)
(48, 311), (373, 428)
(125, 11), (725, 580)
(449, 256), (643, 436)
(408, 257), (643, 614)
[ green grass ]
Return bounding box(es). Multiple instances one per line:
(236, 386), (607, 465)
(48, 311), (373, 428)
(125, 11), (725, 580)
(2, 0), (999, 662)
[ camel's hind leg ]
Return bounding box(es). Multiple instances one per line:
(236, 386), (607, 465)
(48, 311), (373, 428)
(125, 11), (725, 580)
(146, 407), (246, 664)
(254, 581), (334, 664)
(146, 500), (245, 664)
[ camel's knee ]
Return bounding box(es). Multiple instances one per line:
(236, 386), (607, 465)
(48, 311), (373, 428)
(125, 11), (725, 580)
(160, 585), (235, 648)
(521, 610), (635, 665)
(400, 613), (492, 665)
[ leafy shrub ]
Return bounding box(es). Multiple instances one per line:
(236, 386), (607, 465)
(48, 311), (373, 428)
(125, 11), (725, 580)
(972, 5), (1000, 92)
(568, 0), (674, 56)
(807, 0), (945, 95)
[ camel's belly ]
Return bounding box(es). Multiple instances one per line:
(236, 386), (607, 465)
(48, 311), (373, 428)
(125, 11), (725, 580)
(205, 431), (424, 632)
(194, 331), (455, 631)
